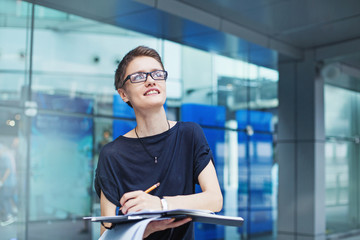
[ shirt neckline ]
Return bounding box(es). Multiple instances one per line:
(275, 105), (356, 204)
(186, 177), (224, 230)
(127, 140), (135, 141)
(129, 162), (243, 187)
(118, 121), (179, 141)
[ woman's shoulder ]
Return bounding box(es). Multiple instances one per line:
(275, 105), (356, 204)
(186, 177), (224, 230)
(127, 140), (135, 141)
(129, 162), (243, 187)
(176, 121), (203, 135)
(98, 140), (115, 159)
(100, 136), (131, 156)
(178, 121), (201, 129)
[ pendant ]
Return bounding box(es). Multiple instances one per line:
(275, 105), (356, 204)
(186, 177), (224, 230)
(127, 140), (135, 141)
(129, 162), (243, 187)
(154, 157), (158, 163)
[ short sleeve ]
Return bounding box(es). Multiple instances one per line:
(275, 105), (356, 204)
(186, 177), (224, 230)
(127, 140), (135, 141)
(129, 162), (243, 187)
(191, 122), (214, 184)
(94, 146), (121, 206)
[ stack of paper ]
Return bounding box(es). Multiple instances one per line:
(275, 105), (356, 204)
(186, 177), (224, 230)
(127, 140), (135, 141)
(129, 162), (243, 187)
(84, 209), (244, 227)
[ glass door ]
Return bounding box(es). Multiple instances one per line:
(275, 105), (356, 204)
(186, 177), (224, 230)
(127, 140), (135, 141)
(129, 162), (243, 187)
(325, 84), (360, 234)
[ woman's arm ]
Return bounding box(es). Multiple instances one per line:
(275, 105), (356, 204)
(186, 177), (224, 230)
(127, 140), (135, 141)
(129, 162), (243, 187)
(102, 160), (222, 238)
(100, 191), (116, 235)
(100, 190), (192, 238)
(163, 160), (223, 212)
(120, 160), (223, 214)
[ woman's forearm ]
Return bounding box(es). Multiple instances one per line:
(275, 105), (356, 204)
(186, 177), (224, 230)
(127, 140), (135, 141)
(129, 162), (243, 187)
(164, 190), (223, 212)
(163, 160), (223, 212)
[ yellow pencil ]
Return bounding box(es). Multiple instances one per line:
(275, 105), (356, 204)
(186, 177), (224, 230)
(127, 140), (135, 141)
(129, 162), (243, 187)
(145, 182), (160, 193)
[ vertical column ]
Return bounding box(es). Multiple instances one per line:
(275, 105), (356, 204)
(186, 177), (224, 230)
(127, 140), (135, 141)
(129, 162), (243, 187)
(224, 120), (239, 239)
(277, 60), (297, 240)
(277, 51), (326, 240)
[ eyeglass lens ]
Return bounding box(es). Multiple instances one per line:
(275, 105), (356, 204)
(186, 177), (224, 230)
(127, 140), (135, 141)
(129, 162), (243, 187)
(130, 70), (167, 83)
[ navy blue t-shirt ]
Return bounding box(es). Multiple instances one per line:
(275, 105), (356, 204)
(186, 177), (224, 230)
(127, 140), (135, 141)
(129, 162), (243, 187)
(95, 121), (213, 240)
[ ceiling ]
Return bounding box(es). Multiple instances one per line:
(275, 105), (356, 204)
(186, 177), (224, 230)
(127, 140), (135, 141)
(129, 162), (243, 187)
(23, 0), (360, 70)
(177, 0), (360, 68)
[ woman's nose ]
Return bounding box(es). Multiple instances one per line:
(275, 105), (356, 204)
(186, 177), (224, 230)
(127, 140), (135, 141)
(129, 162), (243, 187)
(145, 74), (156, 85)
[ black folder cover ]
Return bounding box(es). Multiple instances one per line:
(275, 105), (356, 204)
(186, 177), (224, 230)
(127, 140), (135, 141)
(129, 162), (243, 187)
(84, 209), (244, 227)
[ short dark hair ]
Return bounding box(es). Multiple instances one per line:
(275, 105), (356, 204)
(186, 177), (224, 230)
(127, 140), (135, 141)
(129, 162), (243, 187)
(114, 46), (165, 90)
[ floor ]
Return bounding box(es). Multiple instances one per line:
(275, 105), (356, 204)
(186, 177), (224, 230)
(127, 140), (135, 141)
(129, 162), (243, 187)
(0, 219), (96, 240)
(1, 219), (360, 240)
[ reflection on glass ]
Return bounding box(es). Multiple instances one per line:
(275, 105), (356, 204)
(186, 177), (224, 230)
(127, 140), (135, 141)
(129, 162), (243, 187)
(325, 84), (360, 235)
(0, 0), (30, 105)
(30, 103), (93, 221)
(325, 141), (356, 233)
(1, 0), (279, 239)
(0, 0), (32, 239)
(0, 135), (19, 230)
(325, 85), (355, 137)
(181, 104), (276, 239)
(28, 5), (159, 115)
(0, 107), (26, 239)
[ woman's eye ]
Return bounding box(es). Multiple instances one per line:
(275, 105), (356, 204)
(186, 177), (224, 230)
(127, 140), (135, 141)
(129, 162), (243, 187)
(132, 74), (144, 81)
(154, 71), (163, 77)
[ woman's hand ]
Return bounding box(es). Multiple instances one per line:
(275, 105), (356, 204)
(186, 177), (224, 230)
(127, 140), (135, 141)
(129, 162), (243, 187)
(120, 190), (162, 214)
(120, 191), (192, 238)
(143, 217), (192, 239)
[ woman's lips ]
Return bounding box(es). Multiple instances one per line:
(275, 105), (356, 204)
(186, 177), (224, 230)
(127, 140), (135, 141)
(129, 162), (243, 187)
(144, 89), (160, 96)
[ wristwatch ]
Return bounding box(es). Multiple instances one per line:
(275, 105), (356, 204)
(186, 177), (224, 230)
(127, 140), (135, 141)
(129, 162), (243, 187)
(160, 198), (168, 210)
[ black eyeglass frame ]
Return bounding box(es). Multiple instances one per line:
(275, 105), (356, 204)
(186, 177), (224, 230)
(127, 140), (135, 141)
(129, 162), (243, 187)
(119, 70), (168, 88)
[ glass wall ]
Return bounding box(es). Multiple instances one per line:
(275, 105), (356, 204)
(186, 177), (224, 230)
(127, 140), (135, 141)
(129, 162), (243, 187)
(325, 84), (360, 235)
(0, 0), (32, 239)
(0, 0), (278, 239)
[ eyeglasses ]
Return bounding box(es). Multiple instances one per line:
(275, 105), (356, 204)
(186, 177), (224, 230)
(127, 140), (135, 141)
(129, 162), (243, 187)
(120, 70), (168, 88)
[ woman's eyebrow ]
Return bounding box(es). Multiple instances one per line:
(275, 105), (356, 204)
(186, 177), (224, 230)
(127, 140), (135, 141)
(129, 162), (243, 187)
(132, 68), (162, 73)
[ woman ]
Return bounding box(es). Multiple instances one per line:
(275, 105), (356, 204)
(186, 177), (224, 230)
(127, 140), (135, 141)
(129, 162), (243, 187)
(95, 46), (223, 239)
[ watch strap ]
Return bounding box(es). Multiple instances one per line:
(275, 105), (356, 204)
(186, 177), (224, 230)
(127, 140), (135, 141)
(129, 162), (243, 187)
(160, 198), (168, 210)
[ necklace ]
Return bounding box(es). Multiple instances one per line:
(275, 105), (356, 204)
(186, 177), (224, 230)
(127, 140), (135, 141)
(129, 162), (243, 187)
(134, 120), (171, 163)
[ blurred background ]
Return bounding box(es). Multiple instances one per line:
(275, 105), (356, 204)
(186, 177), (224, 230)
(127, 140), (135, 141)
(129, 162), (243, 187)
(0, 0), (360, 239)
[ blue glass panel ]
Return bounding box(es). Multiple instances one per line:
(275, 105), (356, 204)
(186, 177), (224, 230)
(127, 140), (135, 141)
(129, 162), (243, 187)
(236, 111), (274, 235)
(236, 110), (273, 132)
(33, 92), (94, 114)
(112, 94), (136, 138)
(181, 103), (226, 127)
(181, 103), (226, 239)
(113, 0), (152, 16)
(114, 8), (164, 37)
(248, 45), (278, 69)
(111, 3), (278, 70)
(31, 93), (94, 220)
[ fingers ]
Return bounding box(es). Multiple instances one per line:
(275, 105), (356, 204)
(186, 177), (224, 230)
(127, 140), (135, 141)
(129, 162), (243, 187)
(119, 190), (142, 206)
(120, 190), (145, 214)
(143, 219), (173, 238)
(166, 217), (192, 228)
(150, 218), (192, 231)
(143, 218), (192, 238)
(120, 190), (161, 214)
(120, 198), (140, 214)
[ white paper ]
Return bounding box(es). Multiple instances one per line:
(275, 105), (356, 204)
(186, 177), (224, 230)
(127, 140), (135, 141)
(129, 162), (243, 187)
(99, 217), (159, 240)
(126, 208), (213, 216)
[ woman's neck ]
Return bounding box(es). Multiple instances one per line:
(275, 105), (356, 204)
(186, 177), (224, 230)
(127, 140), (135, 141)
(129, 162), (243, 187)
(134, 107), (169, 137)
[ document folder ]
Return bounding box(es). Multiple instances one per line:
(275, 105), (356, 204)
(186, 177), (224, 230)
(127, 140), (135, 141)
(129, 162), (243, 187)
(84, 209), (244, 227)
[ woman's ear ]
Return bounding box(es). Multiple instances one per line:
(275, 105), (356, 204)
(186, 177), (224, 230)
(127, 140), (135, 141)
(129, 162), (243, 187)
(117, 88), (129, 103)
